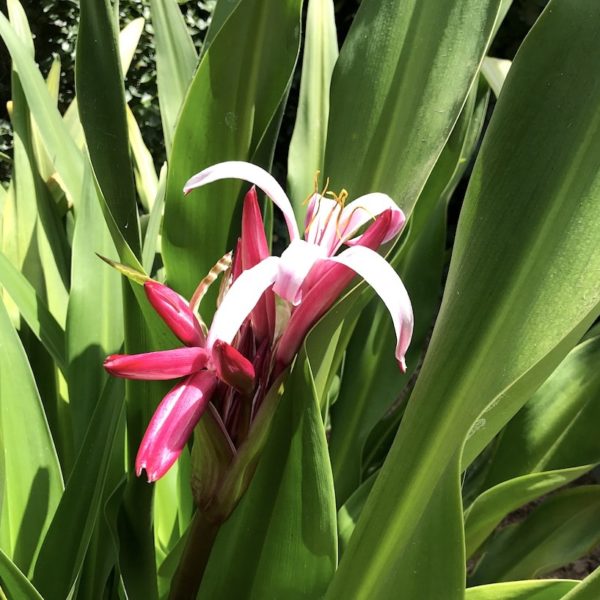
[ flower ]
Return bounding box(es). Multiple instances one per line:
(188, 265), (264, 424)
(184, 161), (414, 372)
(104, 281), (254, 481)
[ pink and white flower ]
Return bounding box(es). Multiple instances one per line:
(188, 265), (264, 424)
(185, 161), (414, 372)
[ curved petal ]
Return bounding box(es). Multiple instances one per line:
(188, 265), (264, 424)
(104, 347), (210, 380)
(207, 256), (280, 349)
(273, 239), (327, 305)
(136, 371), (218, 481)
(338, 193), (405, 250)
(332, 246), (413, 371)
(144, 281), (205, 347)
(184, 161), (300, 241)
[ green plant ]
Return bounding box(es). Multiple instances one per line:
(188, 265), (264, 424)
(0, 0), (599, 598)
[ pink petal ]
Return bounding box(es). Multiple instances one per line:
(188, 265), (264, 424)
(241, 187), (275, 342)
(207, 256), (280, 349)
(276, 263), (354, 368)
(272, 239), (327, 305)
(136, 371), (218, 481)
(144, 281), (205, 347)
(231, 238), (243, 282)
(331, 246), (413, 371)
(338, 193), (405, 250)
(183, 161), (300, 241)
(212, 340), (255, 395)
(241, 186), (270, 267)
(103, 347), (210, 380)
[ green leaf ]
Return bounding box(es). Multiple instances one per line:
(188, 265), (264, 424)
(32, 377), (125, 600)
(0, 10), (85, 208)
(470, 486), (600, 584)
(0, 251), (66, 373)
(76, 0), (141, 257)
(323, 0), (501, 218)
(149, 0), (198, 153)
(0, 299), (63, 575)
(119, 17), (145, 75)
(127, 106), (158, 212)
(162, 0), (302, 301)
(142, 164), (166, 274)
(481, 334), (600, 488)
(287, 0), (338, 222)
(464, 465), (593, 558)
(562, 566), (600, 600)
(466, 580), (578, 600)
(0, 548), (43, 600)
(327, 1), (600, 596)
(481, 57), (512, 97)
(199, 352), (337, 599)
(6, 0), (70, 331)
(330, 82), (488, 505)
(337, 473), (376, 557)
(66, 168), (123, 451)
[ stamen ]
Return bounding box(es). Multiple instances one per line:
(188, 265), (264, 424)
(189, 251), (233, 315)
(304, 172), (331, 237)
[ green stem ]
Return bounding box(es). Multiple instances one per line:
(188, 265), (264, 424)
(168, 510), (221, 600)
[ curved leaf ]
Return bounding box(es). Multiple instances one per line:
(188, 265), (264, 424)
(287, 0), (338, 222)
(466, 580), (577, 600)
(464, 465), (593, 558)
(0, 548), (43, 600)
(470, 486), (600, 584)
(328, 1), (600, 596)
(199, 353), (337, 599)
(0, 251), (66, 373)
(32, 378), (125, 599)
(482, 334), (600, 489)
(323, 0), (501, 217)
(148, 0), (197, 153)
(162, 0), (302, 302)
(0, 299), (62, 575)
(76, 0), (141, 256)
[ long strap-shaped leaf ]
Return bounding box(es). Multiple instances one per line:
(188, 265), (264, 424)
(0, 299), (63, 575)
(148, 0), (197, 154)
(287, 0), (338, 223)
(0, 548), (43, 600)
(76, 0), (141, 257)
(32, 377), (125, 599)
(0, 10), (84, 209)
(198, 351), (337, 599)
(323, 0), (501, 217)
(0, 251), (66, 373)
(162, 0), (302, 303)
(327, 1), (600, 597)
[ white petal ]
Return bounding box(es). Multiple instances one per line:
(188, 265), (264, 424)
(331, 246), (413, 370)
(184, 161), (300, 241)
(273, 240), (327, 305)
(304, 195), (342, 253)
(207, 257), (280, 349)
